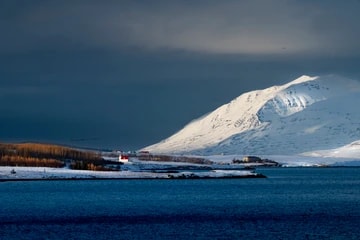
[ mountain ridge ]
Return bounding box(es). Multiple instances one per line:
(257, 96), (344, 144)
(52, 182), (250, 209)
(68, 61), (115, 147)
(144, 75), (360, 155)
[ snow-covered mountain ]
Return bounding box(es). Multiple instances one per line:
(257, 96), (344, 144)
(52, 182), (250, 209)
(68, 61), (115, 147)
(303, 140), (360, 159)
(144, 75), (360, 156)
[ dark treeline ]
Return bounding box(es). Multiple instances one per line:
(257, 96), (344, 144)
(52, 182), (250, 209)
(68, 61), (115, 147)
(70, 161), (116, 171)
(0, 143), (117, 171)
(138, 154), (213, 165)
(0, 155), (64, 168)
(232, 157), (281, 166)
(0, 143), (102, 161)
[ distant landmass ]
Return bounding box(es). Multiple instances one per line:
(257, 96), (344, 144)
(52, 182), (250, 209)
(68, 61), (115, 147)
(144, 75), (360, 157)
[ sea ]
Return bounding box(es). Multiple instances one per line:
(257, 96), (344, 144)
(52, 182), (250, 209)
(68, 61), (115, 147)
(1, 167), (360, 240)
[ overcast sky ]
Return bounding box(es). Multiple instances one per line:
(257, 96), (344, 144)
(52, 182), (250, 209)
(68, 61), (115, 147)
(1, 0), (360, 150)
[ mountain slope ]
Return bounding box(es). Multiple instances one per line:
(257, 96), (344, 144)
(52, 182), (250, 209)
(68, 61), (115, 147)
(144, 75), (360, 155)
(302, 140), (360, 159)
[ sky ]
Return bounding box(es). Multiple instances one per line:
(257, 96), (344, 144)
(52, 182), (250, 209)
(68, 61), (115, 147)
(1, 0), (360, 150)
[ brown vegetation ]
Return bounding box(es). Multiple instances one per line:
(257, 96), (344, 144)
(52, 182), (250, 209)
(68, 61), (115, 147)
(0, 155), (64, 168)
(0, 142), (116, 171)
(0, 143), (102, 161)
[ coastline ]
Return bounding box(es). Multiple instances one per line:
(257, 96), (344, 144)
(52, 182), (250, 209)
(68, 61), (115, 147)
(0, 174), (266, 182)
(0, 166), (265, 182)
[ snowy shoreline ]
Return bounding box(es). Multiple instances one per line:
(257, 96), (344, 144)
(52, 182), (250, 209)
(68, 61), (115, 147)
(0, 175), (266, 182)
(2, 153), (359, 181)
(0, 166), (264, 181)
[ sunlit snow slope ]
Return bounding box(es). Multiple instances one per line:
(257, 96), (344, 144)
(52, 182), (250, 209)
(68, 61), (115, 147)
(144, 75), (360, 155)
(302, 140), (360, 159)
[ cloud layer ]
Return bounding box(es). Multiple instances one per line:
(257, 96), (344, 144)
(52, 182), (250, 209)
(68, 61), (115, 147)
(2, 0), (360, 56)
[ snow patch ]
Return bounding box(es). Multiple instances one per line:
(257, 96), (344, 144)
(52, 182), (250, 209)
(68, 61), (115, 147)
(303, 124), (324, 134)
(302, 140), (360, 159)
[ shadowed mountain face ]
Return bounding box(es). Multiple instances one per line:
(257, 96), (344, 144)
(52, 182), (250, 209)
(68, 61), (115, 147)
(144, 75), (360, 155)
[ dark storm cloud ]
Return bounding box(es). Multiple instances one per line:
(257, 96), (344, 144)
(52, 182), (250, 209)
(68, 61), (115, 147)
(1, 0), (360, 150)
(1, 0), (360, 56)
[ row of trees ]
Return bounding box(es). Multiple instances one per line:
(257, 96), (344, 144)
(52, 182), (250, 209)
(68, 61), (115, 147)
(69, 161), (115, 171)
(0, 143), (118, 171)
(0, 143), (102, 161)
(0, 155), (64, 168)
(138, 154), (213, 165)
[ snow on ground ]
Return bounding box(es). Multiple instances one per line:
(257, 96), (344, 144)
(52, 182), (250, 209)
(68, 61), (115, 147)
(2, 148), (360, 181)
(301, 140), (360, 159)
(0, 166), (159, 180)
(198, 139), (360, 166)
(205, 154), (360, 167)
(166, 170), (260, 179)
(262, 155), (360, 167)
(0, 165), (258, 180)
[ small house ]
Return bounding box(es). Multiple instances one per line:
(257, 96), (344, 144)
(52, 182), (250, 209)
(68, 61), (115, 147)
(242, 156), (261, 163)
(119, 153), (129, 163)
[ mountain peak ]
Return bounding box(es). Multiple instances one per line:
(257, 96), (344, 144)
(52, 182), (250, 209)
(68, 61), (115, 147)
(143, 75), (360, 155)
(287, 75), (319, 85)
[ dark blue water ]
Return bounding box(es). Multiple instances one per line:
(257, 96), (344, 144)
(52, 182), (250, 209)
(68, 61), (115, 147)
(1, 168), (360, 239)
